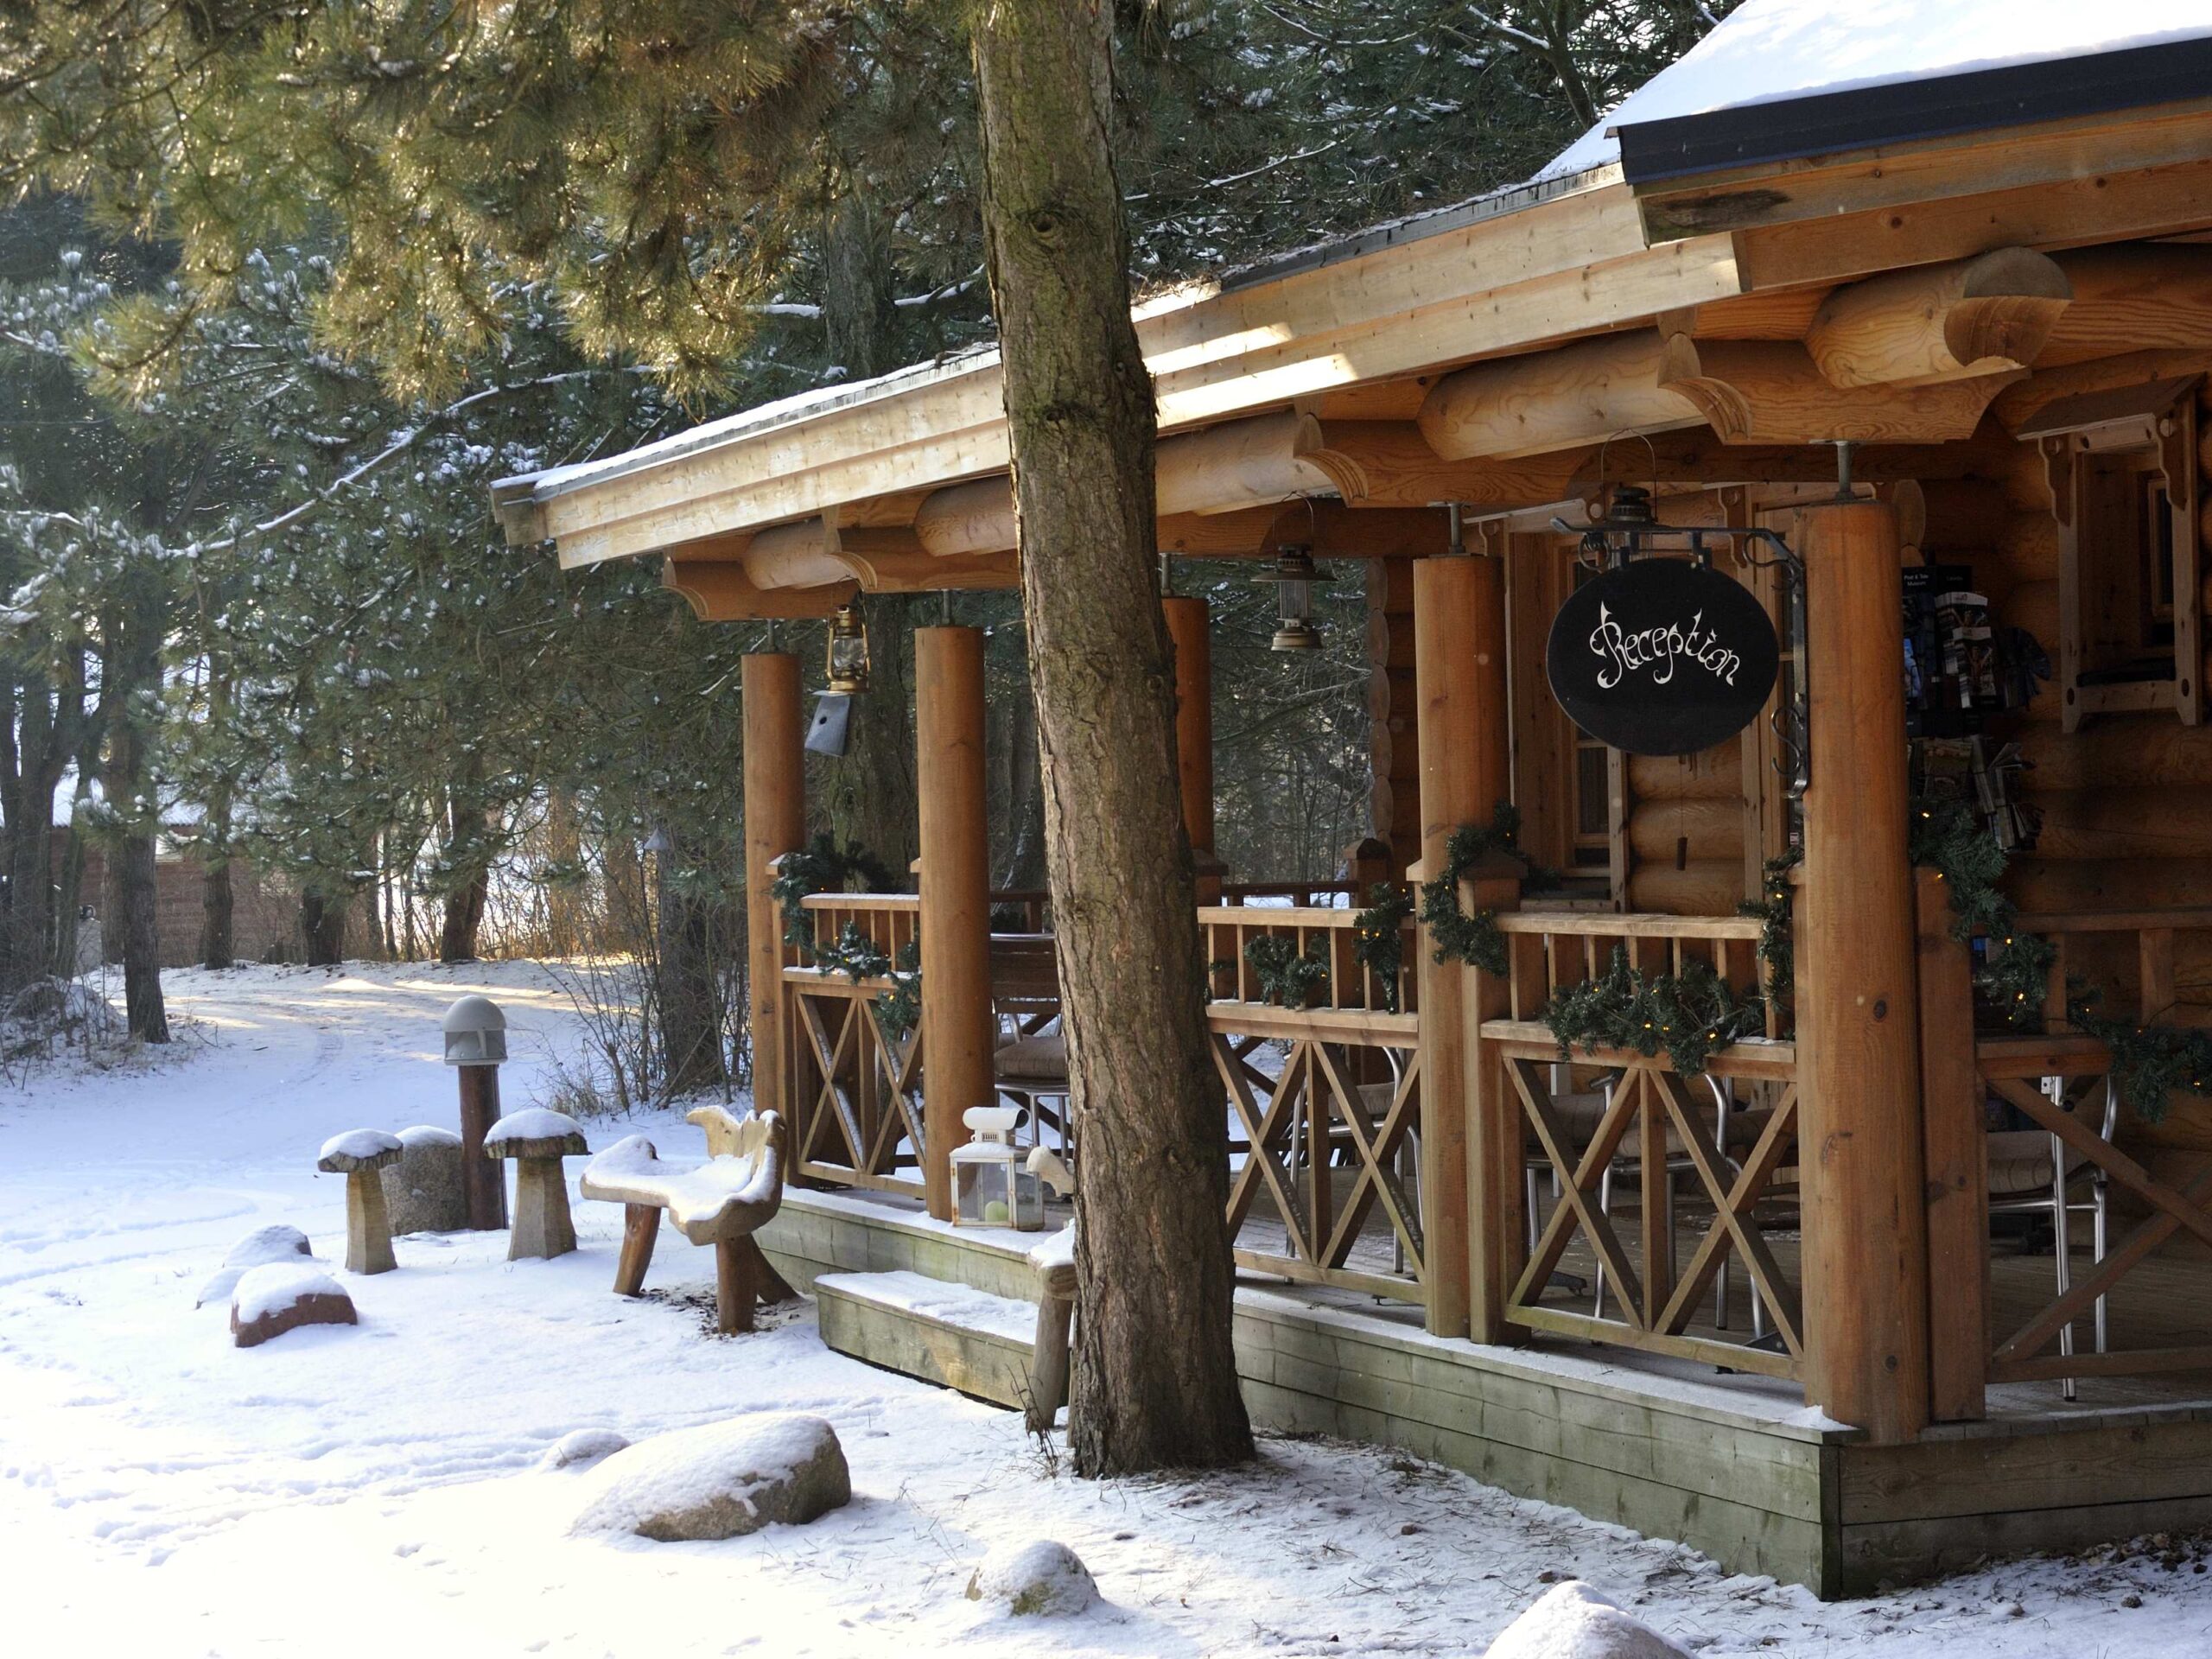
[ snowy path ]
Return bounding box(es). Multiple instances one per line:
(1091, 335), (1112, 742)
(1, 963), (2207, 1656)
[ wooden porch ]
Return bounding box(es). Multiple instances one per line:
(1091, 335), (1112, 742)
(759, 1179), (2212, 1597)
(489, 59), (2212, 1599)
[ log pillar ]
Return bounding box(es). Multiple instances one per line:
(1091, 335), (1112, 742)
(742, 654), (804, 1135)
(917, 626), (994, 1220)
(1916, 868), (1988, 1423)
(1412, 554), (1512, 1340)
(1163, 596), (1223, 899)
(1796, 500), (1931, 1444)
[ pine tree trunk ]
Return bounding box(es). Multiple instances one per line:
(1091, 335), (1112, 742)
(819, 198), (920, 878)
(2, 677), (68, 993)
(1001, 680), (1047, 892)
(654, 852), (726, 1098)
(105, 600), (168, 1043)
(973, 0), (1252, 1475)
(200, 659), (237, 969)
(302, 888), (347, 967)
(52, 820), (84, 977)
(440, 867), (488, 963)
(200, 855), (234, 970)
(118, 832), (168, 1041)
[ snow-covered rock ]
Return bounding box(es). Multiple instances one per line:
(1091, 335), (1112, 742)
(195, 1224), (313, 1307)
(229, 1262), (357, 1349)
(1483, 1582), (1691, 1658)
(384, 1124), (467, 1233)
(569, 1413), (849, 1541)
(964, 1540), (1097, 1617)
(543, 1428), (631, 1471)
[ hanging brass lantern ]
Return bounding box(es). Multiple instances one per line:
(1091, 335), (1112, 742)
(824, 602), (871, 694)
(1254, 546), (1331, 652)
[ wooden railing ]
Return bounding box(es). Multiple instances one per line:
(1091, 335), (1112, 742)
(782, 893), (925, 1198)
(1219, 880), (1363, 907)
(1201, 899), (1417, 1016)
(1493, 908), (1770, 1026)
(988, 889), (1052, 933)
(1923, 883), (2212, 1410)
(1204, 903), (1426, 1302)
(1480, 910), (1801, 1377)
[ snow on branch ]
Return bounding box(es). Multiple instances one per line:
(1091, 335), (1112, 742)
(188, 367), (645, 556)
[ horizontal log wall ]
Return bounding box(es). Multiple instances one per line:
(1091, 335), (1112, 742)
(1982, 374), (2212, 1212)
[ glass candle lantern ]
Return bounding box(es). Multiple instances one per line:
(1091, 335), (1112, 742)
(951, 1105), (1045, 1230)
(825, 602), (871, 694)
(1254, 546), (1329, 652)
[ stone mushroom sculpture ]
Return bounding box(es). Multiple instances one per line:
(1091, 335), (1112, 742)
(317, 1128), (405, 1274)
(484, 1108), (590, 1261)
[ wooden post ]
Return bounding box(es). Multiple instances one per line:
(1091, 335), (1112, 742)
(456, 1065), (505, 1230)
(1164, 596), (1223, 900)
(1796, 499), (1931, 1444)
(743, 654), (804, 1136)
(1413, 554), (1512, 1340)
(917, 626), (993, 1221)
(1916, 868), (1988, 1422)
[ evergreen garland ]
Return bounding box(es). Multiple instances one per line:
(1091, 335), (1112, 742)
(1909, 795), (2207, 1122)
(2064, 988), (2212, 1122)
(1243, 932), (1332, 1007)
(1739, 849), (1800, 1035)
(1421, 803), (1556, 976)
(811, 919), (893, 986)
(1351, 883), (1414, 1014)
(767, 833), (918, 1041)
(769, 833), (899, 953)
(1908, 799), (2053, 1025)
(875, 939), (924, 1044)
(1544, 947), (1766, 1077)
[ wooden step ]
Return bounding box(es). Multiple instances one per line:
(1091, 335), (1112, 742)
(814, 1269), (1038, 1411)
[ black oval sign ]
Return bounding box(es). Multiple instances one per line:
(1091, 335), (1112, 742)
(1544, 559), (1779, 757)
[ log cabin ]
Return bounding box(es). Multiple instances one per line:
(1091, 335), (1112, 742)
(492, 3), (2212, 1596)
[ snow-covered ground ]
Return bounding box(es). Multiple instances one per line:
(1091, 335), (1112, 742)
(1, 961), (2206, 1656)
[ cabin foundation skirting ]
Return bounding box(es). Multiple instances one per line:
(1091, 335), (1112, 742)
(760, 1188), (2212, 1599)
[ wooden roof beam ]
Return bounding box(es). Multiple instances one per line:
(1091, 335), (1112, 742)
(909, 410), (1335, 557)
(1658, 339), (2019, 445)
(1804, 248), (2072, 388)
(661, 556), (856, 622)
(2037, 243), (2212, 365)
(1415, 330), (1705, 461)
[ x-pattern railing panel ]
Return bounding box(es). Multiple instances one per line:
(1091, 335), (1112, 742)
(785, 975), (925, 1198)
(1983, 1068), (2212, 1380)
(1504, 1051), (1802, 1380)
(1212, 1008), (1425, 1302)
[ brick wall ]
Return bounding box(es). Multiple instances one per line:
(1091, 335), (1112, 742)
(75, 846), (302, 969)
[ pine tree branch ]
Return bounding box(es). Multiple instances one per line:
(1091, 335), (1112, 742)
(186, 366), (645, 556)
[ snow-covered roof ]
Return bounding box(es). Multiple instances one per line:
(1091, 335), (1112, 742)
(1541, 0), (2212, 181)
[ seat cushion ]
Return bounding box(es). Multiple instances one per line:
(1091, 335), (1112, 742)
(1986, 1130), (2088, 1197)
(995, 1031), (1067, 1084)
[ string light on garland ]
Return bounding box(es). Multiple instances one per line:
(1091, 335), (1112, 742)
(1544, 947), (1764, 1077)
(1351, 884), (1414, 1013)
(1908, 798), (2053, 1025)
(1910, 794), (2207, 1122)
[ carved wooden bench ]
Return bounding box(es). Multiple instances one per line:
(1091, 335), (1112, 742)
(578, 1106), (795, 1334)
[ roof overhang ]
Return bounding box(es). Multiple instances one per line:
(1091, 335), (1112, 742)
(493, 89), (2212, 605)
(1617, 35), (2212, 187)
